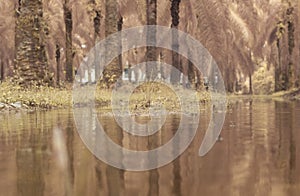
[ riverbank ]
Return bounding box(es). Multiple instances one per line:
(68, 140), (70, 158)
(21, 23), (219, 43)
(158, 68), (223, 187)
(0, 82), (71, 111)
(272, 88), (300, 100)
(0, 82), (212, 113)
(1, 82), (300, 113)
(226, 89), (300, 101)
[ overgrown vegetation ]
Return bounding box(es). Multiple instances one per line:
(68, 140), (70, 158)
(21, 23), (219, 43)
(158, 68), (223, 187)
(252, 62), (275, 95)
(0, 82), (71, 109)
(0, 81), (211, 112)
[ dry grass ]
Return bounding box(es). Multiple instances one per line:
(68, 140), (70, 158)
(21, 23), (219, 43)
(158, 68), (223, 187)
(0, 82), (212, 112)
(0, 82), (71, 109)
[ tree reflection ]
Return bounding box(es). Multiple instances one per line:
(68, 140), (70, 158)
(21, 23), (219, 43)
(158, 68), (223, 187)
(16, 113), (49, 196)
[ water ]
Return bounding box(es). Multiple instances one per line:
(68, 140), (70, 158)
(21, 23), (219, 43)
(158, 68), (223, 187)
(0, 99), (300, 196)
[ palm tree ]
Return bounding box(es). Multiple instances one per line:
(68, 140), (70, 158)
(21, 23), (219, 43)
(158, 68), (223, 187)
(192, 0), (283, 93)
(64, 0), (73, 82)
(44, 0), (65, 85)
(284, 1), (298, 89)
(88, 0), (102, 80)
(271, 1), (299, 91)
(170, 0), (181, 85)
(297, 0), (300, 87)
(0, 1), (14, 81)
(145, 0), (157, 80)
(101, 0), (122, 88)
(14, 0), (53, 87)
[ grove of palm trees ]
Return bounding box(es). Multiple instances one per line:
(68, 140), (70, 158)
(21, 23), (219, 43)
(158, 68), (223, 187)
(0, 0), (298, 96)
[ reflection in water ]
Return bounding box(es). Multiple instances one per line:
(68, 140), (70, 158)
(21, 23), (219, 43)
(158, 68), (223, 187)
(172, 117), (181, 196)
(274, 101), (298, 194)
(16, 115), (47, 196)
(0, 99), (300, 195)
(106, 117), (124, 196)
(147, 117), (159, 196)
(66, 112), (75, 187)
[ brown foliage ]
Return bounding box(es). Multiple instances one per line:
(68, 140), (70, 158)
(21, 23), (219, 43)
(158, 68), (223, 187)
(0, 0), (298, 92)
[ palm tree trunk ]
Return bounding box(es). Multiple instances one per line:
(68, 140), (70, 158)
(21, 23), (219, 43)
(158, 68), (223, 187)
(187, 58), (196, 88)
(102, 0), (122, 88)
(297, 0), (300, 87)
(0, 59), (4, 82)
(64, 0), (73, 82)
(118, 16), (123, 74)
(249, 72), (253, 94)
(275, 38), (282, 91)
(91, 0), (101, 80)
(287, 4), (295, 89)
(275, 5), (297, 91)
(170, 0), (181, 85)
(146, 0), (157, 80)
(56, 44), (61, 85)
(14, 0), (52, 87)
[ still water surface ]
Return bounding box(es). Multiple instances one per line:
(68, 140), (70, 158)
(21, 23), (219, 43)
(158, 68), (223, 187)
(0, 99), (300, 196)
